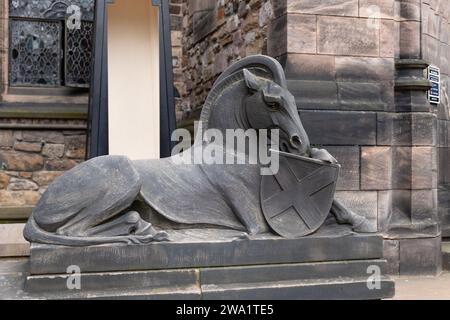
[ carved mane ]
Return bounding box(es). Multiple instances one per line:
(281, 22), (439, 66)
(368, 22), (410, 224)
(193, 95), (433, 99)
(196, 55), (287, 143)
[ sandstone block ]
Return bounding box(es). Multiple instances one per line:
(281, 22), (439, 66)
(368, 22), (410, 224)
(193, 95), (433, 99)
(361, 147), (392, 190)
(300, 110), (377, 145)
(7, 178), (39, 191)
(14, 142), (42, 153)
(0, 151), (44, 172)
(283, 54), (335, 81)
(42, 144), (65, 159)
(287, 0), (359, 16)
(288, 80), (339, 110)
(411, 147), (437, 189)
(45, 159), (78, 171)
(317, 16), (379, 56)
(324, 146), (360, 191)
(359, 0), (395, 19)
(335, 57), (394, 81)
(380, 20), (398, 58)
(32, 171), (64, 186)
(0, 190), (40, 206)
(377, 113), (437, 146)
(0, 172), (10, 189)
(399, 21), (421, 58)
(287, 14), (317, 54)
(337, 81), (394, 111)
(22, 131), (64, 144)
(0, 130), (14, 148)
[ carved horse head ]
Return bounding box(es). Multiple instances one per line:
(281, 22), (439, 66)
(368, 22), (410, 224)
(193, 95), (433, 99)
(198, 55), (310, 156)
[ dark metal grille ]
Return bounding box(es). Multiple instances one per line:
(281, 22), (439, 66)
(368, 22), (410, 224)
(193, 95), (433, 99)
(9, 20), (62, 87)
(9, 0), (94, 21)
(65, 21), (93, 87)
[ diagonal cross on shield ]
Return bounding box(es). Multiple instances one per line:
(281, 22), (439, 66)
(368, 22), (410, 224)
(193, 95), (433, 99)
(261, 151), (340, 238)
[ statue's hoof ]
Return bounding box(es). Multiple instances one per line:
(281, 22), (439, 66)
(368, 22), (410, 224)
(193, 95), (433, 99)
(153, 230), (169, 242)
(127, 234), (154, 244)
(352, 216), (377, 233)
(126, 231), (169, 244)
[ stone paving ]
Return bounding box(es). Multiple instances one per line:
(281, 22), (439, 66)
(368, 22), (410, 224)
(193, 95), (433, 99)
(391, 273), (450, 300)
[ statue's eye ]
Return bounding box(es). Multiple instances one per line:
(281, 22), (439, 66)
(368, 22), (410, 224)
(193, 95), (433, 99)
(268, 101), (281, 111)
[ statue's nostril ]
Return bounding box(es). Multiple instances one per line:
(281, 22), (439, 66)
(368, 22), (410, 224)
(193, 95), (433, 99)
(290, 135), (302, 148)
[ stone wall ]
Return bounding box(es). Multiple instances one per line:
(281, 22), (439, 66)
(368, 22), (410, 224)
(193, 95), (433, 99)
(170, 0), (187, 122)
(178, 0), (274, 121)
(0, 124), (86, 209)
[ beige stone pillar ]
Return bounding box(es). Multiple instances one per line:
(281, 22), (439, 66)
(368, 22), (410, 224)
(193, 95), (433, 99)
(107, 0), (160, 160)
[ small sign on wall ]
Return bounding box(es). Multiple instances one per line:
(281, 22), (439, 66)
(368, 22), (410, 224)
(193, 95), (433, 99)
(428, 65), (440, 104)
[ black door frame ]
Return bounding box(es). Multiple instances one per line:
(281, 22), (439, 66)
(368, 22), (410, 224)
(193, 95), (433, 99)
(87, 0), (176, 159)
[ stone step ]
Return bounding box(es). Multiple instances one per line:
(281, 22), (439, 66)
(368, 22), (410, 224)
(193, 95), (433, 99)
(201, 277), (395, 300)
(60, 286), (201, 300)
(58, 285), (201, 300)
(24, 277), (394, 300)
(0, 258), (29, 275)
(26, 268), (199, 293)
(201, 259), (388, 285)
(2, 274), (201, 300)
(26, 259), (388, 293)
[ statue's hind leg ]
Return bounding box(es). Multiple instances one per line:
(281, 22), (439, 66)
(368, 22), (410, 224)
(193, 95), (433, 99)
(81, 211), (168, 242)
(25, 155), (168, 246)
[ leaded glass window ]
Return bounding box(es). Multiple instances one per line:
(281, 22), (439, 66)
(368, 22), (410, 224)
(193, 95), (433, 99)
(65, 21), (93, 87)
(9, 0), (94, 88)
(10, 20), (62, 86)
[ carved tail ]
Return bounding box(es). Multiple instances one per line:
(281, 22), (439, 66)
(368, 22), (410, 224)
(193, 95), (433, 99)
(23, 216), (154, 246)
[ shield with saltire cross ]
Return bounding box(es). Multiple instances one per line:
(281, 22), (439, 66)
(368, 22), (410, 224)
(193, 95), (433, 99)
(261, 151), (340, 238)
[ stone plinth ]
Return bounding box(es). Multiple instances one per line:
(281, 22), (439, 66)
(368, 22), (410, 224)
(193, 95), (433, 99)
(24, 223), (395, 300)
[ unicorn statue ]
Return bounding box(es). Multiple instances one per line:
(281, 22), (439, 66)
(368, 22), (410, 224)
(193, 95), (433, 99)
(24, 55), (373, 246)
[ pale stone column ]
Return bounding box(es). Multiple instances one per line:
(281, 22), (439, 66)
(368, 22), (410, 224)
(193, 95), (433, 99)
(107, 0), (161, 160)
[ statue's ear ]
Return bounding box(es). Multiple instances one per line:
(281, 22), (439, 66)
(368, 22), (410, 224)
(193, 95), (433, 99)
(243, 69), (260, 92)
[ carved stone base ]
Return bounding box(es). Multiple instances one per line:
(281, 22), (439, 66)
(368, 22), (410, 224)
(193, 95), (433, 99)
(21, 223), (395, 300)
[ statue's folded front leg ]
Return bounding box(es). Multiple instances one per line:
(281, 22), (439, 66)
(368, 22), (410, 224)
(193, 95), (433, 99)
(310, 148), (376, 233)
(330, 199), (376, 233)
